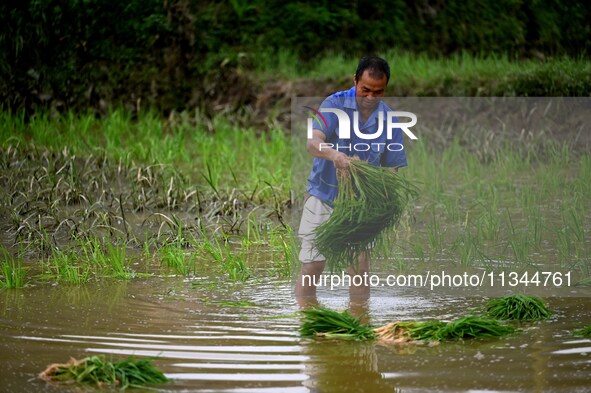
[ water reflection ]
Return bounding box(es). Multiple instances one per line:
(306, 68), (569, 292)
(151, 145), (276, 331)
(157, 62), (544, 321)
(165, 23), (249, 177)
(1, 276), (590, 392)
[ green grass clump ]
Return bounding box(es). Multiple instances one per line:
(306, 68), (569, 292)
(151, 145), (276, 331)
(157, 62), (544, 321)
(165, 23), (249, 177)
(485, 294), (553, 321)
(573, 325), (591, 338)
(299, 306), (376, 341)
(0, 247), (26, 289)
(315, 159), (417, 272)
(39, 355), (168, 389)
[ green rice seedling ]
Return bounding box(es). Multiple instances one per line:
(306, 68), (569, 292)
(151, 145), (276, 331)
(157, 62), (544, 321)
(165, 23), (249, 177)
(223, 253), (251, 282)
(78, 237), (108, 269)
(436, 316), (516, 340)
(299, 307), (376, 341)
(39, 355), (167, 389)
(484, 294), (553, 321)
(556, 227), (573, 265)
(315, 159), (418, 272)
(245, 213), (265, 245)
(527, 207), (544, 250)
(572, 325), (591, 338)
(563, 206), (585, 242)
(375, 316), (515, 343)
(268, 226), (297, 278)
(48, 249), (91, 285)
(143, 230), (152, 259)
(427, 213), (443, 254)
(452, 230), (478, 267)
(0, 246), (26, 289)
(160, 243), (195, 276)
(506, 212), (531, 265)
(574, 277), (591, 287)
(106, 242), (134, 280)
(199, 233), (251, 281)
(477, 201), (500, 242)
(412, 242), (425, 263)
(438, 194), (460, 223)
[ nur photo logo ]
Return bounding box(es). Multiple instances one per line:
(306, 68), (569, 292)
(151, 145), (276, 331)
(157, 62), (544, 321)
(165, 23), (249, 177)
(303, 106), (418, 152)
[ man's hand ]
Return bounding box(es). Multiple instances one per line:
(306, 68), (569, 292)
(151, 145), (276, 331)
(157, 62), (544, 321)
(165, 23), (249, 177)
(332, 151), (350, 169)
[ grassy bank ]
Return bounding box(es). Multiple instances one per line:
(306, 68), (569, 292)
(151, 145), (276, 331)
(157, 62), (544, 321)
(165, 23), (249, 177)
(254, 50), (591, 97)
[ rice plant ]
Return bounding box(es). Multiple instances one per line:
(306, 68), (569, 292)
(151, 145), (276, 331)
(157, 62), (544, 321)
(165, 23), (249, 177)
(0, 246), (26, 289)
(300, 308), (515, 343)
(47, 249), (91, 285)
(39, 355), (167, 389)
(223, 253), (251, 282)
(375, 316), (515, 343)
(484, 294), (553, 321)
(299, 307), (377, 340)
(572, 325), (591, 338)
(315, 159), (418, 272)
(268, 227), (297, 278)
(160, 243), (194, 276)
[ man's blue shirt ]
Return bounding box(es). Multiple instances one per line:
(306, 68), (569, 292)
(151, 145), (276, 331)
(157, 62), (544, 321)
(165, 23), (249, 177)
(306, 86), (408, 204)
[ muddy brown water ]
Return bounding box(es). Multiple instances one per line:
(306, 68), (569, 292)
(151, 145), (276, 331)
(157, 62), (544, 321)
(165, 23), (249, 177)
(1, 261), (590, 393)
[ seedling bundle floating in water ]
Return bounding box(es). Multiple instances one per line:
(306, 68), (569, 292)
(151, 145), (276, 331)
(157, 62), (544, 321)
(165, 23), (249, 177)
(315, 159), (418, 272)
(573, 325), (591, 338)
(299, 307), (515, 344)
(484, 294), (553, 321)
(39, 355), (168, 390)
(299, 306), (377, 340)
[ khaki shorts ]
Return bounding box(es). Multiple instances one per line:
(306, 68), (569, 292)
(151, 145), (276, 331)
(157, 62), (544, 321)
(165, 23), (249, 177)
(298, 195), (333, 263)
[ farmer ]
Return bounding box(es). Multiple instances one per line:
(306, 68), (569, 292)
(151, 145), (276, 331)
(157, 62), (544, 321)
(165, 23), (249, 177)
(295, 56), (408, 303)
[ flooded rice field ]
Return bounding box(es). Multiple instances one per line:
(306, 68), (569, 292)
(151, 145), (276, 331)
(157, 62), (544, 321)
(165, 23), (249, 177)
(1, 104), (590, 392)
(1, 265), (590, 393)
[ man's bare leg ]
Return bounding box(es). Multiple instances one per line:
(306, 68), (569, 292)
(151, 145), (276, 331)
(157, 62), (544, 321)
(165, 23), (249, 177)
(348, 251), (370, 298)
(295, 260), (326, 307)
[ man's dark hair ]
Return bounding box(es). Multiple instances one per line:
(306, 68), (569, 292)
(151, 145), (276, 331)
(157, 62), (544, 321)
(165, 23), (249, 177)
(355, 56), (390, 83)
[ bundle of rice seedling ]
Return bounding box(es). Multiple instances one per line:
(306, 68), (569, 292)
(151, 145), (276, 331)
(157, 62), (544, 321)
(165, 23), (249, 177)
(437, 316), (516, 339)
(299, 306), (377, 340)
(484, 294), (553, 321)
(573, 325), (591, 338)
(374, 316), (515, 343)
(315, 159), (418, 272)
(374, 320), (446, 343)
(39, 355), (168, 389)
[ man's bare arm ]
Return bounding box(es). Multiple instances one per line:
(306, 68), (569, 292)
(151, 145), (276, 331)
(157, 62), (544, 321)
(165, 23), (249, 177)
(306, 129), (349, 169)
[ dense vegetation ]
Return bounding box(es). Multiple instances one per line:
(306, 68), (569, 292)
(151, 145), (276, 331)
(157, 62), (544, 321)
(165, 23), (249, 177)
(2, 0), (590, 114)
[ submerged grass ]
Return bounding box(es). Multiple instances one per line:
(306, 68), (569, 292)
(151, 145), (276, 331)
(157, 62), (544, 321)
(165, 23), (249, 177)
(485, 294), (553, 321)
(39, 355), (167, 390)
(572, 325), (591, 338)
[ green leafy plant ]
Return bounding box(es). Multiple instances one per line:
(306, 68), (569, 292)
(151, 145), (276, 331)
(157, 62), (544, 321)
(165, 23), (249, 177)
(484, 294), (553, 321)
(39, 355), (168, 389)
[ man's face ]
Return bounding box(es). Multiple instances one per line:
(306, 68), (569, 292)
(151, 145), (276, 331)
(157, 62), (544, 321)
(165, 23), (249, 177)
(354, 70), (388, 112)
